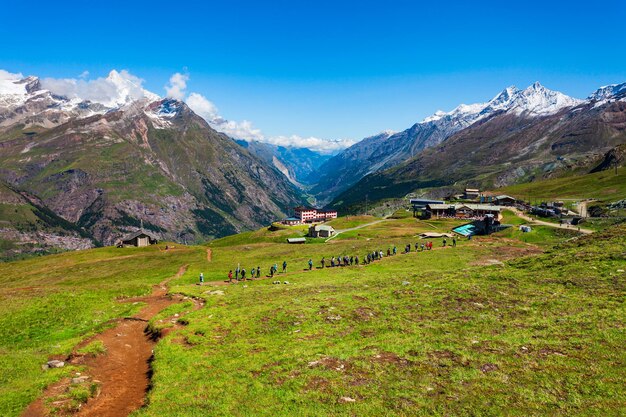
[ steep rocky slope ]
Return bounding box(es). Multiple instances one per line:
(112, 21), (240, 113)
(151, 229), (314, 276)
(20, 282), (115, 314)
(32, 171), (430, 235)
(0, 73), (305, 249)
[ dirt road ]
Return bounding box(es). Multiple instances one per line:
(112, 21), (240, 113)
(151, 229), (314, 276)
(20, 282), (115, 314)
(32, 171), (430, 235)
(507, 208), (594, 234)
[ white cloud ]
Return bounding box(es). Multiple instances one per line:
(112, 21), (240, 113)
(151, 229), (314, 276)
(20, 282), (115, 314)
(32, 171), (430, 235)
(40, 69), (155, 107)
(0, 69), (23, 80)
(165, 72), (189, 100)
(186, 92), (220, 121)
(78, 70), (89, 79)
(185, 91), (351, 152)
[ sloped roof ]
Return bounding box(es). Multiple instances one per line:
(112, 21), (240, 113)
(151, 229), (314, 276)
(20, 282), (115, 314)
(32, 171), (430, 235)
(427, 203), (454, 210)
(311, 224), (335, 232)
(287, 237), (306, 243)
(120, 230), (157, 242)
(495, 195), (515, 200)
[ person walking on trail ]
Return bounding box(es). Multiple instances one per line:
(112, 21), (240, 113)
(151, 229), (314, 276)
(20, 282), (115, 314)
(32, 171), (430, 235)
(270, 266), (274, 278)
(331, 257), (335, 267)
(350, 256), (354, 266)
(452, 237), (456, 247)
(321, 257), (326, 268)
(387, 248), (391, 257)
(415, 242), (419, 251)
(235, 266), (240, 281)
(443, 238), (447, 247)
(379, 250), (383, 259)
(257, 266), (261, 278)
(308, 258), (313, 270)
(282, 261), (287, 273)
(241, 268), (246, 280)
(199, 272), (204, 284)
(228, 270), (233, 283)
(250, 268), (255, 279)
(393, 246), (397, 255)
(421, 243), (425, 252)
(355, 255), (359, 265)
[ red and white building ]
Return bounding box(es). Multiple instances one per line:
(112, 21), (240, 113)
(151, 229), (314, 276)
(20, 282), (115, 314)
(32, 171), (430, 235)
(293, 206), (338, 223)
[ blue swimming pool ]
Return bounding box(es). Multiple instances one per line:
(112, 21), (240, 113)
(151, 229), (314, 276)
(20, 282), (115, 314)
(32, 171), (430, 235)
(453, 223), (477, 236)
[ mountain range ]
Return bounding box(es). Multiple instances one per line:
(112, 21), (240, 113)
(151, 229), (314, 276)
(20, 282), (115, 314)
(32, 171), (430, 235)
(315, 81), (626, 210)
(1, 70), (625, 258)
(0, 71), (305, 258)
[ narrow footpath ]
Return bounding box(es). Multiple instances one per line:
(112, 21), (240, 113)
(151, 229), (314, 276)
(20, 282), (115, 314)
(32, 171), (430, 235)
(22, 265), (194, 417)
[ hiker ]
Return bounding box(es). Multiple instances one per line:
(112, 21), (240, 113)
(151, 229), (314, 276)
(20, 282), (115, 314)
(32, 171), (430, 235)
(270, 266), (274, 278)
(321, 257), (326, 268)
(344, 255), (349, 265)
(379, 250), (383, 259)
(331, 257), (335, 267)
(443, 238), (447, 247)
(452, 237), (456, 247)
(199, 272), (204, 284)
(355, 255), (359, 265)
(273, 263), (278, 275)
(228, 270), (233, 283)
(242, 268), (247, 280)
(415, 242), (419, 251)
(393, 246), (397, 255)
(257, 266), (261, 278)
(235, 266), (240, 280)
(250, 268), (255, 279)
(308, 258), (313, 270)
(468, 234), (472, 240)
(350, 256), (354, 265)
(282, 261), (287, 273)
(421, 243), (425, 251)
(387, 248), (391, 257)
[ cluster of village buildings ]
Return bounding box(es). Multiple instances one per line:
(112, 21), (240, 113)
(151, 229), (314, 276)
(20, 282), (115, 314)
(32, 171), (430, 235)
(409, 189), (517, 221)
(281, 206), (338, 225)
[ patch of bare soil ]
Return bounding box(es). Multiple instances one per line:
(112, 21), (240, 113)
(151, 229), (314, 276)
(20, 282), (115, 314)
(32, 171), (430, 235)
(22, 265), (192, 417)
(470, 239), (542, 266)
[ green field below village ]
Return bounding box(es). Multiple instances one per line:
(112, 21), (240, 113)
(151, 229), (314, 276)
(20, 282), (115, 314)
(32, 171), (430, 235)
(1, 213), (625, 416)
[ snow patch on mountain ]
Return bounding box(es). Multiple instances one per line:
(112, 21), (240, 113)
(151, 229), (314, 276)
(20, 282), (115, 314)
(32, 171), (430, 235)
(421, 82), (582, 129)
(588, 83), (626, 108)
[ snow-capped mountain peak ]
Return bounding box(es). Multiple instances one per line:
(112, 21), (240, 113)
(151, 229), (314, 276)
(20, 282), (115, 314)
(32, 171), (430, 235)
(420, 82), (582, 128)
(508, 82), (582, 116)
(588, 83), (626, 102)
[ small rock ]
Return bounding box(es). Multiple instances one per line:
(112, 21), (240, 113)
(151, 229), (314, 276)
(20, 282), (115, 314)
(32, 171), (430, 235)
(480, 363), (499, 373)
(47, 360), (64, 368)
(283, 281), (289, 285)
(71, 376), (90, 384)
(402, 281), (411, 286)
(174, 314), (179, 317)
(339, 396), (356, 403)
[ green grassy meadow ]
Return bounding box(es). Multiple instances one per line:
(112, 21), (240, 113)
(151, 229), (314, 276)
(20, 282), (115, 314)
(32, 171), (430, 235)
(498, 166), (626, 203)
(1, 216), (624, 416)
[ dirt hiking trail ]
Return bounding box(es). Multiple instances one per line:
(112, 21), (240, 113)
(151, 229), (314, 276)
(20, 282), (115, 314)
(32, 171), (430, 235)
(22, 265), (194, 417)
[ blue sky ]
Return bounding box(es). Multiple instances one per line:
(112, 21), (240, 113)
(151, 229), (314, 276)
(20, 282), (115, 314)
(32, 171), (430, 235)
(2, 0), (625, 150)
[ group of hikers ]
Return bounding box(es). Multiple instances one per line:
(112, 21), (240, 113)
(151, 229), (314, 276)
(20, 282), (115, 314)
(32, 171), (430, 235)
(209, 236), (458, 284)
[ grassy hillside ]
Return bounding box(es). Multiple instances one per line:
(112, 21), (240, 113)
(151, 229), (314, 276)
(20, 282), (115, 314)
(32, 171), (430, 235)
(497, 166), (626, 203)
(0, 244), (207, 416)
(1, 216), (624, 416)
